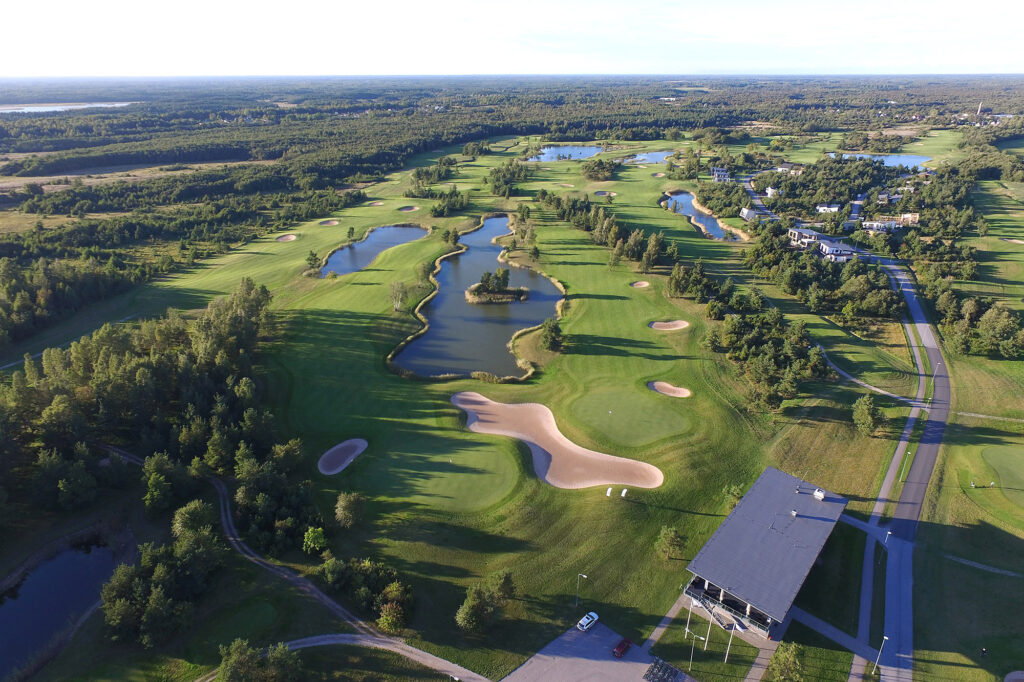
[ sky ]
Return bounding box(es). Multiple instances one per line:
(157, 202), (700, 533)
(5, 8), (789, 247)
(4, 0), (1023, 78)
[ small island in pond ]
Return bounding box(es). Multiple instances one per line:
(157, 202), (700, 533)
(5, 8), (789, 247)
(465, 268), (529, 304)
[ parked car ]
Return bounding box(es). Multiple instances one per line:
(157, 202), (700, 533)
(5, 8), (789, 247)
(612, 638), (632, 658)
(576, 612), (599, 632)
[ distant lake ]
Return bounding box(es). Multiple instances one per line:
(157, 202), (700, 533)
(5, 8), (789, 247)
(833, 152), (931, 168)
(321, 225), (427, 277)
(0, 541), (116, 679)
(0, 102), (136, 114)
(529, 145), (604, 162)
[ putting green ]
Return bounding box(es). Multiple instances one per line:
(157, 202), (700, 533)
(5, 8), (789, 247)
(982, 445), (1024, 510)
(569, 387), (689, 448)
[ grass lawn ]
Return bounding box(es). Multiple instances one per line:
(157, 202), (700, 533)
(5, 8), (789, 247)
(11, 136), (926, 679)
(650, 610), (759, 681)
(782, 621), (855, 682)
(793, 523), (865, 638)
(298, 645), (446, 680)
(914, 415), (1024, 682)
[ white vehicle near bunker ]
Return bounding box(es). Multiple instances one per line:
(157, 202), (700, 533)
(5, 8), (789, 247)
(576, 612), (599, 632)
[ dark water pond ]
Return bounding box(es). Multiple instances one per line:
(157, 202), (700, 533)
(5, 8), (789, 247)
(0, 541), (116, 678)
(393, 216), (562, 377)
(321, 225), (426, 277)
(666, 191), (734, 240)
(832, 152), (931, 168)
(529, 145), (604, 162)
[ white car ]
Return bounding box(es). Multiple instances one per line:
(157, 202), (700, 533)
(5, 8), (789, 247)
(577, 611), (599, 632)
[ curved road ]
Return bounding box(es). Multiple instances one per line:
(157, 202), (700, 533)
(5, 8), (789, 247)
(102, 445), (488, 682)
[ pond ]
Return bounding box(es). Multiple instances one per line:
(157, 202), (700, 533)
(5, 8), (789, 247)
(628, 150), (673, 165)
(393, 216), (562, 378)
(0, 102), (136, 114)
(665, 191), (735, 241)
(0, 540), (117, 679)
(529, 145), (604, 162)
(833, 152), (931, 168)
(321, 225), (427, 277)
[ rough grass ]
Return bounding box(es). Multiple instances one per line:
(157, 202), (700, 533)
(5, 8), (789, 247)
(793, 523), (865, 637)
(783, 621), (855, 682)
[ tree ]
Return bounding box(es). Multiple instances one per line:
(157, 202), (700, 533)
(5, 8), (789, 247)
(765, 641), (804, 682)
(173, 499), (216, 538)
(305, 250), (319, 270)
(334, 491), (365, 529)
(219, 639), (262, 681)
(530, 245), (540, 260)
(540, 317), (562, 351)
(488, 570), (516, 601)
(656, 526), (685, 559)
(389, 281), (408, 311)
(377, 601), (406, 633)
(303, 526), (327, 555)
(143, 471), (173, 513)
(853, 394), (881, 436)
(455, 584), (499, 632)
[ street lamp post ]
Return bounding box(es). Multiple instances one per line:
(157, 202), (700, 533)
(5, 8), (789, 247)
(885, 530), (892, 545)
(724, 625), (736, 663)
(873, 635), (889, 675)
(685, 627), (706, 671)
(575, 573), (588, 607)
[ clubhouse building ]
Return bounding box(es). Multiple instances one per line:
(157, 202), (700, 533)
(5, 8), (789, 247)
(684, 467), (848, 639)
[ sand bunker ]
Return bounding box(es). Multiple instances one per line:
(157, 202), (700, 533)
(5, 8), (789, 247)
(319, 219), (339, 226)
(648, 320), (690, 331)
(631, 281), (650, 288)
(652, 172), (666, 177)
(637, 164), (648, 168)
(451, 392), (663, 489)
(398, 206), (420, 212)
(368, 201), (384, 206)
(594, 191), (618, 197)
(648, 381), (692, 398)
(557, 183), (574, 188)
(1000, 238), (1024, 245)
(317, 439), (369, 475)
(276, 234), (297, 242)
(1004, 673), (1024, 682)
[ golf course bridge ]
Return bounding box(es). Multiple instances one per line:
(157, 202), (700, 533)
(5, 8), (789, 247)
(685, 467), (848, 639)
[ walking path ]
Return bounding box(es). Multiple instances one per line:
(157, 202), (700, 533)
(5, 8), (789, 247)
(943, 554), (1023, 578)
(790, 607), (878, 662)
(100, 444), (488, 682)
(642, 592), (690, 650)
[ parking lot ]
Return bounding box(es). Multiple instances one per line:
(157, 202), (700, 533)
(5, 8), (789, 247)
(502, 623), (660, 682)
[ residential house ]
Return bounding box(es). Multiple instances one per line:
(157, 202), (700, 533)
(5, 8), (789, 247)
(775, 162), (804, 176)
(788, 227), (823, 248)
(765, 186), (780, 198)
(815, 204), (841, 214)
(711, 167), (731, 183)
(740, 207), (759, 222)
(817, 240), (856, 263)
(862, 220), (900, 235)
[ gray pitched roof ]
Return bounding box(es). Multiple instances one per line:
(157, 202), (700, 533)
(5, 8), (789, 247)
(686, 467), (848, 621)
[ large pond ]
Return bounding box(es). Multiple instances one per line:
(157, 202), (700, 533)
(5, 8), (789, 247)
(393, 216), (562, 378)
(628, 150), (673, 165)
(833, 152), (931, 168)
(0, 102), (136, 114)
(529, 145), (604, 162)
(665, 191), (735, 241)
(0, 541), (117, 678)
(321, 225), (427, 277)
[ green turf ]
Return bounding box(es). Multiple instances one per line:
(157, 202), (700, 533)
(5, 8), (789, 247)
(650, 611), (759, 681)
(793, 523), (865, 638)
(782, 621), (855, 682)
(981, 445), (1024, 510)
(298, 645), (446, 681)
(569, 386), (690, 448)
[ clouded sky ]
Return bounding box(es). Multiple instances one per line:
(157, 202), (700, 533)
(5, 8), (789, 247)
(5, 0), (1022, 77)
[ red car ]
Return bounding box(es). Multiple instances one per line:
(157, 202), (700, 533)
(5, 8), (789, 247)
(612, 638), (632, 658)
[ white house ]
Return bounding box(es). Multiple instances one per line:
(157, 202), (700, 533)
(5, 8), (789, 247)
(740, 207), (759, 222)
(775, 163), (804, 176)
(765, 186), (780, 198)
(788, 227), (823, 248)
(816, 204), (841, 214)
(862, 220), (900, 235)
(711, 167), (731, 183)
(817, 240), (856, 263)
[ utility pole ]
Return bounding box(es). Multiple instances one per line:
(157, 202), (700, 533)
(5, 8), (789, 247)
(685, 627), (706, 671)
(575, 573), (588, 607)
(724, 624), (736, 663)
(873, 635), (889, 675)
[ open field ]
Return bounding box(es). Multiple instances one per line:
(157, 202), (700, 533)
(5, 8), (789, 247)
(8, 137), (925, 679)
(942, 181), (1024, 418)
(914, 416), (1024, 682)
